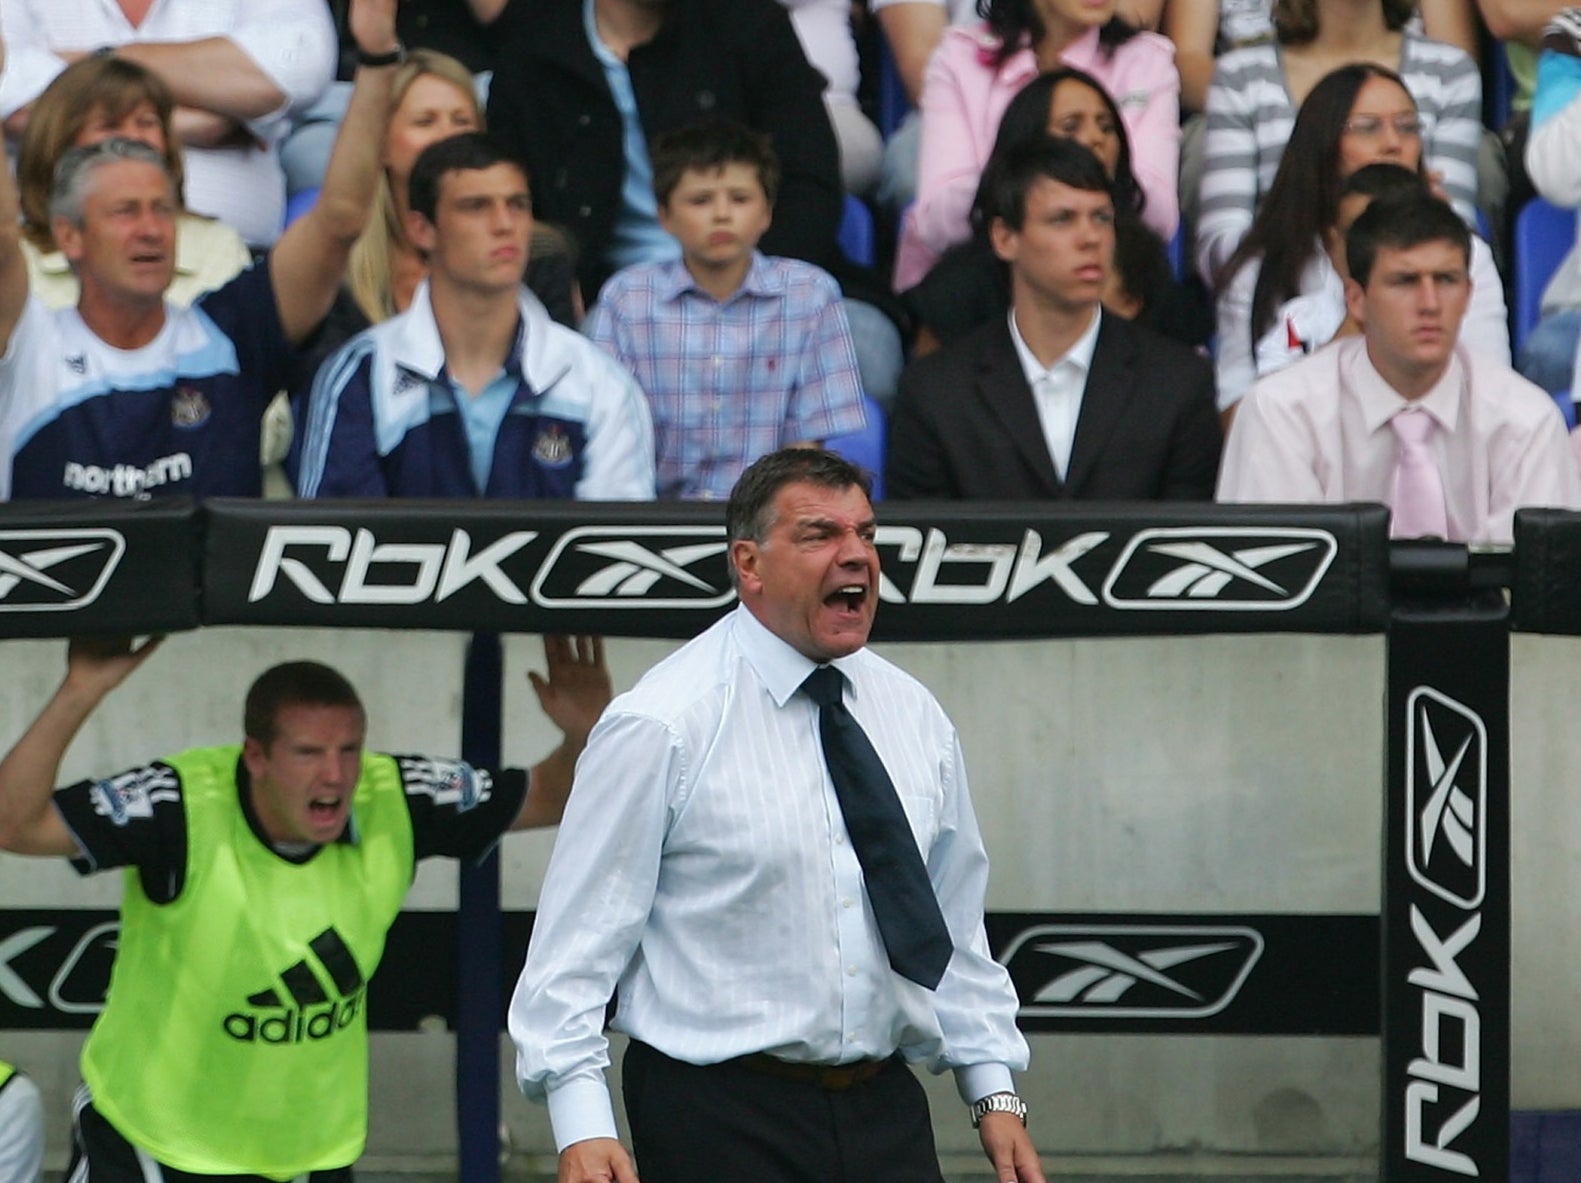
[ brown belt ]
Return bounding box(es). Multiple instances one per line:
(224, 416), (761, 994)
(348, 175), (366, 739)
(734, 1053), (893, 1091)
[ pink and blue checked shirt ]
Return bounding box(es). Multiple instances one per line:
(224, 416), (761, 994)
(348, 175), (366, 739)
(585, 253), (866, 500)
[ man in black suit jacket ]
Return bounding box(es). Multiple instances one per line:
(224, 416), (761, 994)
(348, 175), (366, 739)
(886, 138), (1221, 501)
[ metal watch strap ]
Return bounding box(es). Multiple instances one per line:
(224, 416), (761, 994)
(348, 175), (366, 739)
(969, 1091), (1028, 1128)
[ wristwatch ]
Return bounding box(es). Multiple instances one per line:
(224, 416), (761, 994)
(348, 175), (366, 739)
(969, 1091), (1028, 1128)
(357, 43), (406, 68)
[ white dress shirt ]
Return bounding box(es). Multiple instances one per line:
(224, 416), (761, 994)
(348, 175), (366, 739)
(1008, 307), (1101, 482)
(510, 606), (1028, 1151)
(1217, 337), (1581, 544)
(0, 0), (337, 247)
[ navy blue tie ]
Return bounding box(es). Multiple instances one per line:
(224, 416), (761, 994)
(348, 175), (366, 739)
(802, 665), (953, 989)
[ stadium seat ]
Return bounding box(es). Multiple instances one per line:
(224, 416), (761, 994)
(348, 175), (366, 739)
(283, 185), (321, 229)
(826, 395), (888, 500)
(878, 35), (912, 138)
(1514, 197), (1575, 356)
(838, 194), (877, 268)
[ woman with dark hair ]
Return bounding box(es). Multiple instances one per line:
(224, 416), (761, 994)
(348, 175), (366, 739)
(895, 0), (1179, 288)
(1195, 0), (1481, 284)
(1214, 63), (1506, 416)
(905, 67), (1210, 352)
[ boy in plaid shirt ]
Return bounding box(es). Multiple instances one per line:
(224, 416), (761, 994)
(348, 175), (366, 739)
(585, 119), (865, 501)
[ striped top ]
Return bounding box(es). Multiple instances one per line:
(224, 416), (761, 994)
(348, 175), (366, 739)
(1196, 31), (1482, 285)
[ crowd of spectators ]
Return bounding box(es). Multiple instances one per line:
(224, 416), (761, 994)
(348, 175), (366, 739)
(2, 0), (1581, 547)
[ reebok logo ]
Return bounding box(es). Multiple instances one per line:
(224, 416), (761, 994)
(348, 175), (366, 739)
(1101, 527), (1338, 611)
(530, 527), (733, 608)
(223, 929), (366, 1044)
(1406, 687), (1486, 910)
(248, 526), (537, 605)
(1000, 924), (1264, 1019)
(0, 530), (124, 613)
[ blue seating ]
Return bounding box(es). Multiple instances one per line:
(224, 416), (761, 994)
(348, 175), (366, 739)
(283, 185), (321, 229)
(1514, 197), (1575, 355)
(877, 35), (912, 138)
(838, 194), (877, 268)
(826, 395), (888, 500)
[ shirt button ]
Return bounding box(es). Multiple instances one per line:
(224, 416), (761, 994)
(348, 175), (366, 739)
(578, 204), (592, 217)
(578, 113), (591, 126)
(842, 898), (854, 909)
(835, 833), (846, 846)
(847, 966), (859, 977)
(847, 1033), (858, 1043)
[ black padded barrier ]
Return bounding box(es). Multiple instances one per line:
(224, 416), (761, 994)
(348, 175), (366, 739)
(0, 497), (199, 637)
(202, 498), (1392, 638)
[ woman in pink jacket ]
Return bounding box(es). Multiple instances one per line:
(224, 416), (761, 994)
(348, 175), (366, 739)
(895, 0), (1180, 289)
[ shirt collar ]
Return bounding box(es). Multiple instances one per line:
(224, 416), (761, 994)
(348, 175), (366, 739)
(1007, 306), (1101, 386)
(656, 252), (778, 304)
(388, 280), (556, 390)
(1345, 338), (1465, 434)
(731, 604), (866, 709)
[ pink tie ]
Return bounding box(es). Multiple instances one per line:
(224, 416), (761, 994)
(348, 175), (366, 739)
(1389, 408), (1449, 540)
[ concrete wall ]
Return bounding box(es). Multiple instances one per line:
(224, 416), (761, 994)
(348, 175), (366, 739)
(2, 626), (1573, 1170)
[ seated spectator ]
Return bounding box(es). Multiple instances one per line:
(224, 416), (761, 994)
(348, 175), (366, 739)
(485, 0), (904, 411)
(15, 57), (252, 310)
(780, 0), (884, 195)
(1196, 0), (1481, 285)
(0, 1059), (43, 1183)
(0, 0), (401, 502)
(0, 0), (337, 249)
(905, 67), (1212, 356)
(1214, 65), (1508, 417)
(296, 134), (655, 499)
(1218, 190), (1580, 544)
(1521, 14), (1581, 396)
(894, 0), (1180, 290)
(285, 47), (582, 461)
(887, 136), (1220, 500)
(586, 120), (865, 501)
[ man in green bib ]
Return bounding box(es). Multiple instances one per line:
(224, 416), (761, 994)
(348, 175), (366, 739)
(0, 633), (610, 1182)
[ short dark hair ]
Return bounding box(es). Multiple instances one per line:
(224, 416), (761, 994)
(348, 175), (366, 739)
(1345, 189), (1471, 288)
(244, 662), (365, 749)
(651, 118), (780, 208)
(725, 449), (872, 587)
(983, 134), (1111, 232)
(1339, 161), (1426, 205)
(407, 132), (527, 223)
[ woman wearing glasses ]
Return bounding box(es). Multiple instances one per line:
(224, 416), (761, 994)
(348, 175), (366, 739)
(1213, 63), (1508, 419)
(1194, 0), (1481, 285)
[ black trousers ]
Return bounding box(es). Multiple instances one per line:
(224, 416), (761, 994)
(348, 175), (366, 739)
(622, 1040), (946, 1183)
(66, 1096), (354, 1183)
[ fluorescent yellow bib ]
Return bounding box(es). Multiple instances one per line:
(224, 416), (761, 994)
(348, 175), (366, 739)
(81, 746), (411, 1178)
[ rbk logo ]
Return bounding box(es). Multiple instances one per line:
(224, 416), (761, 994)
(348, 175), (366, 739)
(530, 527), (733, 608)
(1406, 686), (1486, 910)
(224, 928), (367, 1044)
(1000, 924), (1264, 1019)
(0, 529), (124, 612)
(1101, 527), (1337, 611)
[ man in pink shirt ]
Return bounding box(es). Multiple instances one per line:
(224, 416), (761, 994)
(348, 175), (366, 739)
(1218, 189), (1581, 545)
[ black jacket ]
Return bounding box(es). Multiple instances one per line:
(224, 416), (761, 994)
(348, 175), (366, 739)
(886, 312), (1222, 501)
